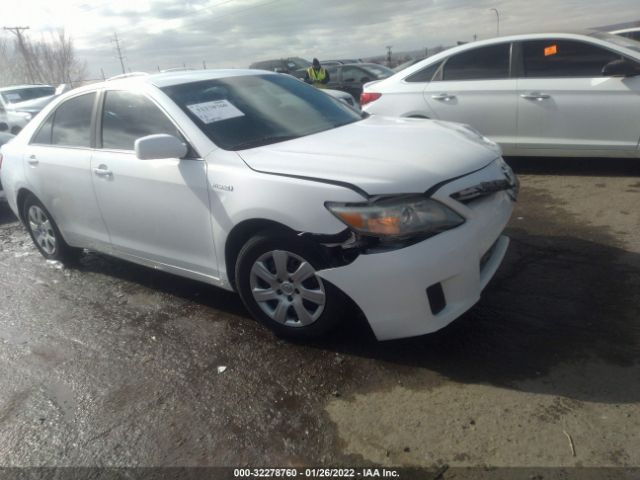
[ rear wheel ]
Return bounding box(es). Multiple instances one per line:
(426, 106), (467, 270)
(235, 231), (345, 339)
(22, 194), (80, 263)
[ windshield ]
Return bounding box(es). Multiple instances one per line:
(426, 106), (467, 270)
(362, 64), (395, 78)
(162, 74), (362, 150)
(0, 86), (55, 105)
(589, 31), (640, 53)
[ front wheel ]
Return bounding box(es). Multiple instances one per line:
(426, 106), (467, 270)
(22, 194), (80, 263)
(235, 232), (345, 339)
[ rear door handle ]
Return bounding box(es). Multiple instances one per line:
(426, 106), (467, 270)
(431, 93), (456, 101)
(27, 155), (39, 166)
(93, 166), (113, 177)
(520, 92), (550, 101)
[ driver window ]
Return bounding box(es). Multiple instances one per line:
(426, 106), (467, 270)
(522, 40), (623, 78)
(101, 90), (183, 151)
(341, 66), (365, 83)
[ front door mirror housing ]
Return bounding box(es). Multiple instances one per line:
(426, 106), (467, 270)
(602, 58), (640, 77)
(135, 134), (188, 160)
(0, 122), (8, 132)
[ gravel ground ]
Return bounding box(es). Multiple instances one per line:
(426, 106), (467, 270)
(0, 157), (638, 477)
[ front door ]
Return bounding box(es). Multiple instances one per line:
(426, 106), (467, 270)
(91, 90), (218, 279)
(516, 38), (640, 152)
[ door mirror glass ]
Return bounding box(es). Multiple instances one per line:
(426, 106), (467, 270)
(135, 134), (187, 160)
(0, 122), (8, 132)
(602, 58), (640, 77)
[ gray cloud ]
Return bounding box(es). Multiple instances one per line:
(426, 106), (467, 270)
(73, 0), (640, 79)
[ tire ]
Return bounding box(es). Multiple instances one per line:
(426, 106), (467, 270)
(235, 231), (345, 339)
(22, 194), (81, 263)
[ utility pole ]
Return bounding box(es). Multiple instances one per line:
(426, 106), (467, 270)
(111, 32), (126, 74)
(202, 60), (207, 69)
(385, 45), (392, 67)
(3, 26), (37, 83)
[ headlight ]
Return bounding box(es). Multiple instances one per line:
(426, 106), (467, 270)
(326, 196), (464, 238)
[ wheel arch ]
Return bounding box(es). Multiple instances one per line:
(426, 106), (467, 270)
(224, 218), (295, 290)
(16, 187), (36, 224)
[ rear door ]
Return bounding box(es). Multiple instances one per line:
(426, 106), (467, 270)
(22, 92), (110, 250)
(516, 38), (640, 152)
(424, 42), (518, 151)
(90, 89), (217, 278)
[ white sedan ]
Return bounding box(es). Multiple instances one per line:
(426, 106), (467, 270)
(362, 32), (640, 158)
(0, 71), (516, 340)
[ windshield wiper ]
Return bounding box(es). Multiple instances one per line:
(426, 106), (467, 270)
(233, 134), (299, 150)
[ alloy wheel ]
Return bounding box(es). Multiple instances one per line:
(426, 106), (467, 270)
(249, 250), (326, 327)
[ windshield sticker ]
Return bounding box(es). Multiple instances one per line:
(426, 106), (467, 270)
(187, 99), (244, 124)
(544, 44), (558, 56)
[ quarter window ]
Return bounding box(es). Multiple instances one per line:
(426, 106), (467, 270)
(405, 62), (441, 83)
(32, 115), (54, 145)
(101, 91), (182, 151)
(522, 40), (621, 78)
(443, 43), (510, 81)
(51, 93), (96, 147)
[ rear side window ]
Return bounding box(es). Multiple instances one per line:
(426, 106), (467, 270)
(51, 93), (96, 147)
(522, 40), (621, 78)
(405, 61), (441, 82)
(443, 43), (511, 81)
(101, 91), (182, 151)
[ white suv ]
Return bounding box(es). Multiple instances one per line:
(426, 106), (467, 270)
(0, 71), (516, 340)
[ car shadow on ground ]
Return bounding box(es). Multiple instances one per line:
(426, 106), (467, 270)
(67, 222), (639, 407)
(306, 231), (640, 405)
(505, 156), (640, 177)
(0, 198), (18, 225)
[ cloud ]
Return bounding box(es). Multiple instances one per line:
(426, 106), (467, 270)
(2, 0), (638, 79)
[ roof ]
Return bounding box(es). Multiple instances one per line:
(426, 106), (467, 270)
(0, 84), (54, 92)
(84, 69), (274, 92)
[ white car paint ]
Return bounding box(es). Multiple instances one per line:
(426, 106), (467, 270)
(362, 32), (640, 158)
(0, 70), (515, 340)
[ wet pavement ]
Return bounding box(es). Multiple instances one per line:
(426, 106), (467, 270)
(0, 157), (639, 469)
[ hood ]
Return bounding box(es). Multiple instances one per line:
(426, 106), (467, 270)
(237, 116), (500, 196)
(8, 95), (56, 113)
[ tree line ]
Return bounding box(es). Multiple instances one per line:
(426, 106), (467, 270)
(0, 30), (88, 87)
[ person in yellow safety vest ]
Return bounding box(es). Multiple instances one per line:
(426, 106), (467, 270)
(304, 58), (330, 89)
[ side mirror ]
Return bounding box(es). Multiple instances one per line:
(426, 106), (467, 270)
(135, 134), (187, 160)
(0, 122), (8, 132)
(602, 59), (640, 77)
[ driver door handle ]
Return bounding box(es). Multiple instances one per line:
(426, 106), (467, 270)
(93, 166), (113, 177)
(431, 93), (456, 101)
(520, 92), (551, 101)
(27, 155), (39, 166)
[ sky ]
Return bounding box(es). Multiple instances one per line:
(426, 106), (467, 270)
(3, 0), (640, 79)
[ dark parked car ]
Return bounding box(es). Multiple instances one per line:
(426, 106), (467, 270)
(320, 59), (363, 66)
(325, 63), (395, 99)
(249, 57), (311, 75)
